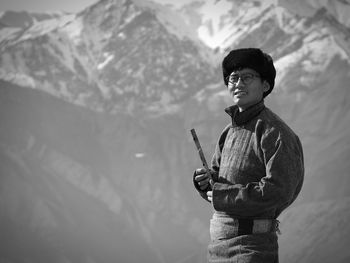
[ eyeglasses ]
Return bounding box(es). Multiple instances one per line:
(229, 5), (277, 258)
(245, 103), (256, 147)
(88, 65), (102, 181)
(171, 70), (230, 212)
(226, 73), (260, 85)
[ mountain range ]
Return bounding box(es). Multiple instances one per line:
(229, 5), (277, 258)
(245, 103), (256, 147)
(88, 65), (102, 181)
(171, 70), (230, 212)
(1, 0), (350, 262)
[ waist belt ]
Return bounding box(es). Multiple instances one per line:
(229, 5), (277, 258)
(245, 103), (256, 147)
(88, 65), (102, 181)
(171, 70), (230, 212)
(210, 217), (280, 240)
(237, 218), (280, 235)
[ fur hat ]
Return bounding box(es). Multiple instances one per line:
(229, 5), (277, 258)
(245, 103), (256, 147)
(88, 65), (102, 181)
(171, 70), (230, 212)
(222, 48), (276, 97)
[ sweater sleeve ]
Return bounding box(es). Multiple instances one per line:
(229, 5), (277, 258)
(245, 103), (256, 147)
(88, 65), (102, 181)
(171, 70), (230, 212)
(212, 129), (304, 218)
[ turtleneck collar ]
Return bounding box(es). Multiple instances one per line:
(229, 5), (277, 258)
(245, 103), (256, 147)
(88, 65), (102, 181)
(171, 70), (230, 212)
(224, 100), (265, 126)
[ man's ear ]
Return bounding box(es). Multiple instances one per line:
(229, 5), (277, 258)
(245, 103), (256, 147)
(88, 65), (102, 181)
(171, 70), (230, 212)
(263, 81), (270, 93)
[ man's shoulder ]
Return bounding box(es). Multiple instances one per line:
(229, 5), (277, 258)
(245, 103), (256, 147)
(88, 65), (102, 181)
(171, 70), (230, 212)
(257, 107), (304, 158)
(257, 107), (298, 138)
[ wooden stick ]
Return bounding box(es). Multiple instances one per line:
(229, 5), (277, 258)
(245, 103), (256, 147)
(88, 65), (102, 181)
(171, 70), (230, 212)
(190, 128), (213, 185)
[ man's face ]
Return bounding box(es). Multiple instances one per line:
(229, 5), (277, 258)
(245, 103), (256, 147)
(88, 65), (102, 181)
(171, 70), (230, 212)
(227, 68), (269, 112)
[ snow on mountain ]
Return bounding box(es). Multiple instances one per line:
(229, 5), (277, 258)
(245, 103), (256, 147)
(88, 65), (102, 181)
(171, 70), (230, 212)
(1, 0), (350, 262)
(0, 0), (217, 114)
(134, 0), (199, 43)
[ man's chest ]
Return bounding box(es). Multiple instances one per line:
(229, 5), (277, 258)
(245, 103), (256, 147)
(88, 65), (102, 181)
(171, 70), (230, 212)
(219, 127), (265, 184)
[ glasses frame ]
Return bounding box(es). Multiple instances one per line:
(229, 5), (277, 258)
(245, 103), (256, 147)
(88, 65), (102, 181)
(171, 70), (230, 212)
(226, 72), (261, 86)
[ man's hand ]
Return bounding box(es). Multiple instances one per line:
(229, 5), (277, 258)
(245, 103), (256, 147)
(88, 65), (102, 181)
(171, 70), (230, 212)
(194, 168), (213, 191)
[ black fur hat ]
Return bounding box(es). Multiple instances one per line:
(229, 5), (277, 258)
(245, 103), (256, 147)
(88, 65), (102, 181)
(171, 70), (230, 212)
(222, 48), (276, 97)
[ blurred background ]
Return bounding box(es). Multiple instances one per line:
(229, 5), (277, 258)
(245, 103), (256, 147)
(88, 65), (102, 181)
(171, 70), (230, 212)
(0, 0), (350, 262)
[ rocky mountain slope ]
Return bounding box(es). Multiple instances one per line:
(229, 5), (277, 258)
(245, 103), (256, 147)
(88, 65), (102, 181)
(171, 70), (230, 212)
(1, 0), (350, 262)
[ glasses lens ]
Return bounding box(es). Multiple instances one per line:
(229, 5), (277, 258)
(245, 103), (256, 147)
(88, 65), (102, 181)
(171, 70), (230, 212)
(228, 73), (257, 85)
(241, 74), (254, 84)
(229, 75), (239, 83)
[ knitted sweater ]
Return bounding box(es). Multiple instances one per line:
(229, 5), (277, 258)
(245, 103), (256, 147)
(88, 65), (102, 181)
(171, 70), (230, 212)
(196, 101), (304, 219)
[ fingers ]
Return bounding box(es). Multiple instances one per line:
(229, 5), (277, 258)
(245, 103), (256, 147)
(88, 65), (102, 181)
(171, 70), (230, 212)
(197, 177), (210, 190)
(195, 168), (207, 175)
(207, 191), (212, 202)
(194, 168), (212, 190)
(194, 173), (208, 182)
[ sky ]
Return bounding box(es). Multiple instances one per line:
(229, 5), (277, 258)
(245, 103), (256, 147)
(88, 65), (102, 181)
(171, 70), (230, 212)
(0, 0), (99, 13)
(0, 0), (194, 13)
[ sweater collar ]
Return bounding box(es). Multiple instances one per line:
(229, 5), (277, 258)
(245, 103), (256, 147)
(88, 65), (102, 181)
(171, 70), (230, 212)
(225, 100), (265, 126)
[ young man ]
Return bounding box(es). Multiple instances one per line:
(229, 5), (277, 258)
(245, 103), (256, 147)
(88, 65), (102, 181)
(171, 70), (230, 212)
(193, 48), (304, 262)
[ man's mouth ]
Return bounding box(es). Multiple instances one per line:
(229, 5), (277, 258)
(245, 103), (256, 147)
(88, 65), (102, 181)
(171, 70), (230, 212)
(234, 90), (247, 96)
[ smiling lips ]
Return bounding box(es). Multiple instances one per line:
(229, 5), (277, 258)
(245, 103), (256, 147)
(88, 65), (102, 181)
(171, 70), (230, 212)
(234, 90), (247, 96)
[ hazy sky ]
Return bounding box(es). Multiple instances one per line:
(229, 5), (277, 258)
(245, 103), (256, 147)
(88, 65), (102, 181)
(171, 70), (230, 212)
(0, 0), (99, 12)
(0, 0), (194, 13)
